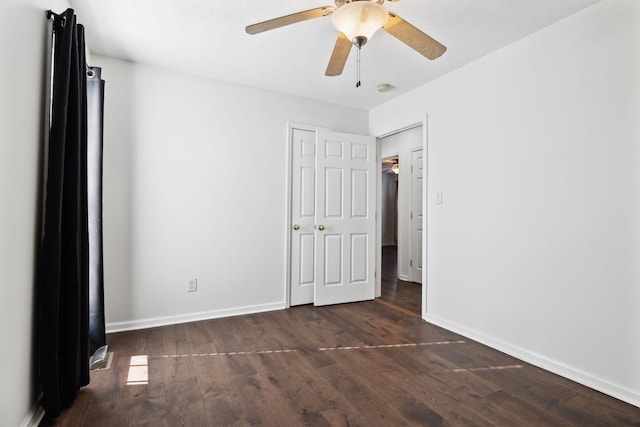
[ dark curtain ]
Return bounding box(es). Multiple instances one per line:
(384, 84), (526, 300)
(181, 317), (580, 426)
(38, 8), (106, 416)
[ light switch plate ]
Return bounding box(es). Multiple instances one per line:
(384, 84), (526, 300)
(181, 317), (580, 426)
(435, 191), (443, 204)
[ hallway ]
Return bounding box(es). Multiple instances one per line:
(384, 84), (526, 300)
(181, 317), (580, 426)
(378, 245), (421, 316)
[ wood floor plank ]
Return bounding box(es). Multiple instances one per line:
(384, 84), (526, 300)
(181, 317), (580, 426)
(164, 377), (209, 427)
(486, 389), (577, 426)
(324, 346), (485, 426)
(125, 387), (167, 427)
(246, 353), (315, 426)
(559, 390), (640, 426)
(194, 352), (280, 426)
(258, 351), (345, 412)
(310, 355), (405, 426)
(81, 396), (129, 427)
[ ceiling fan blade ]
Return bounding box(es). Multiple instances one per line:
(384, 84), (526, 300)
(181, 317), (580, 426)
(325, 32), (352, 76)
(246, 6), (335, 35)
(382, 13), (446, 60)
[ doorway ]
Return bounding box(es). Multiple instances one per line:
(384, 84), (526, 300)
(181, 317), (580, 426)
(378, 125), (423, 316)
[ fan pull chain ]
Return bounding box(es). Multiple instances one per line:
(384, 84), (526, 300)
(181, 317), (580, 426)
(356, 45), (361, 88)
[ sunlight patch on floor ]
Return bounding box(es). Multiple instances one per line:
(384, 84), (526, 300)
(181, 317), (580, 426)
(127, 355), (149, 385)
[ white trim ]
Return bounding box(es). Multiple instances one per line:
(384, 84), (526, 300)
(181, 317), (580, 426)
(285, 123), (294, 308)
(381, 152), (401, 163)
(421, 115), (428, 319)
(20, 394), (45, 427)
(425, 313), (640, 408)
(376, 122), (422, 139)
(105, 302), (285, 333)
(409, 145), (423, 284)
(375, 117), (429, 317)
(375, 139), (381, 297)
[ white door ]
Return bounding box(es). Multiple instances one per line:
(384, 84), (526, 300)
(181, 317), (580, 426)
(410, 148), (423, 284)
(314, 130), (376, 306)
(290, 128), (316, 305)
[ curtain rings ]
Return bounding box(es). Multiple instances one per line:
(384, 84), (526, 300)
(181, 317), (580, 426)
(46, 10), (67, 27)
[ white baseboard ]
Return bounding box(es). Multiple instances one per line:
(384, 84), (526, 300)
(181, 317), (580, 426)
(106, 301), (286, 333)
(20, 394), (45, 427)
(398, 273), (410, 282)
(424, 313), (640, 409)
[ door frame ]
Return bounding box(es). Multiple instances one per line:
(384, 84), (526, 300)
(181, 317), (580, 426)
(375, 115), (429, 318)
(409, 147), (423, 284)
(285, 117), (428, 316)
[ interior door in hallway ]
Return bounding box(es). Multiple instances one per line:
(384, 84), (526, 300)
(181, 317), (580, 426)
(314, 130), (376, 306)
(410, 148), (423, 284)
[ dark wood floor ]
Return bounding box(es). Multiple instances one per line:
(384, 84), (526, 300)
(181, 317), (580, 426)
(42, 255), (640, 426)
(379, 245), (422, 317)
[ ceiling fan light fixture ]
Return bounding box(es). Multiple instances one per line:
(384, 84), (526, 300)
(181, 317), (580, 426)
(331, 1), (388, 46)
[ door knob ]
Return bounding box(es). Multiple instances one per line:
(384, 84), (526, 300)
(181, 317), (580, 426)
(292, 224), (300, 230)
(317, 224), (325, 231)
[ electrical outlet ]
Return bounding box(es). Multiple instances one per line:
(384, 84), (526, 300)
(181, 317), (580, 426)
(187, 277), (198, 292)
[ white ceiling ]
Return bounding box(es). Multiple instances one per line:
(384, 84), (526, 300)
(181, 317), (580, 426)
(70, 0), (601, 110)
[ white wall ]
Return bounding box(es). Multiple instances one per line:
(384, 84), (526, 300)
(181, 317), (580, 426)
(380, 126), (422, 281)
(0, 1), (70, 425)
(93, 55), (369, 330)
(370, 0), (640, 406)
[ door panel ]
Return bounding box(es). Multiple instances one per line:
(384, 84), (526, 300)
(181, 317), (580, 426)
(350, 233), (368, 283)
(299, 234), (315, 285)
(351, 169), (368, 217)
(314, 130), (376, 306)
(324, 234), (343, 286)
(300, 167), (315, 217)
(324, 168), (343, 218)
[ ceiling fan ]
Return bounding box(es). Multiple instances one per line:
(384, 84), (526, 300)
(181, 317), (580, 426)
(245, 0), (446, 85)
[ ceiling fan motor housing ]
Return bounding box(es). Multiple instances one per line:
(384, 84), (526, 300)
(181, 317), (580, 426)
(331, 0), (389, 46)
(335, 0), (385, 6)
